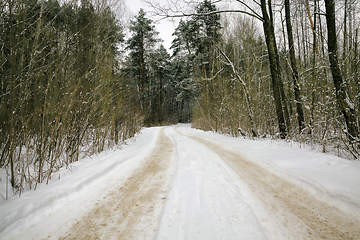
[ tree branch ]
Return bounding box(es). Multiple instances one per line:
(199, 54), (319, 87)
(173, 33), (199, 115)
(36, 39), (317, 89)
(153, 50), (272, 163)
(235, 0), (262, 18)
(144, 0), (264, 22)
(201, 68), (224, 81)
(170, 10), (263, 21)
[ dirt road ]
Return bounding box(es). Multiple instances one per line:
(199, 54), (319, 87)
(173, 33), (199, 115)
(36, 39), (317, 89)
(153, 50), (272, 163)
(57, 126), (360, 239)
(185, 131), (360, 239)
(61, 128), (175, 239)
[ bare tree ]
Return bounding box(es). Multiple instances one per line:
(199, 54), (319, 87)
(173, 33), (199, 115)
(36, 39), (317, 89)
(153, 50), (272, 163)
(285, 0), (305, 132)
(324, 0), (359, 151)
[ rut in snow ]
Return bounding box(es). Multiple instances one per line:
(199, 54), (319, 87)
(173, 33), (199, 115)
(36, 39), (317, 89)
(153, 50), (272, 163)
(60, 128), (174, 239)
(177, 128), (360, 240)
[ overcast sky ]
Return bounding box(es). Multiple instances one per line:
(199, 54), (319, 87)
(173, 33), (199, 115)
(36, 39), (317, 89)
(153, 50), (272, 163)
(125, 0), (178, 52)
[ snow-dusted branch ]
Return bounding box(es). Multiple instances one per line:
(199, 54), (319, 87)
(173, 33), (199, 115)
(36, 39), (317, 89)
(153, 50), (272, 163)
(209, 37), (258, 137)
(144, 0), (264, 22)
(164, 10), (263, 22)
(200, 67), (224, 81)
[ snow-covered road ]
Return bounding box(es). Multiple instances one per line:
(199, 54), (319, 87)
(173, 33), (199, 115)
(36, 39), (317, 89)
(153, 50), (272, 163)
(157, 127), (268, 240)
(1, 125), (360, 239)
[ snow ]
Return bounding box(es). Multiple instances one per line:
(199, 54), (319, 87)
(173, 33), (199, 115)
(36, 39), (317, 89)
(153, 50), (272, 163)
(156, 127), (268, 239)
(0, 127), (160, 239)
(179, 125), (360, 212)
(0, 124), (360, 239)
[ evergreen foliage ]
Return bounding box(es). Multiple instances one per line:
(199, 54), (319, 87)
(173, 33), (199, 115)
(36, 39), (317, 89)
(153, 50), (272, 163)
(125, 9), (195, 125)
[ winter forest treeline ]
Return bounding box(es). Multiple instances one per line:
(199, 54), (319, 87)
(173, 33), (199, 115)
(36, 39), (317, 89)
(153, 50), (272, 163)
(1, 0), (359, 196)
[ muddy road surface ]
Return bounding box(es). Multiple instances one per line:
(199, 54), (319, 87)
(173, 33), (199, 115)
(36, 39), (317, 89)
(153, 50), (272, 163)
(9, 126), (358, 240)
(61, 128), (174, 239)
(183, 130), (360, 240)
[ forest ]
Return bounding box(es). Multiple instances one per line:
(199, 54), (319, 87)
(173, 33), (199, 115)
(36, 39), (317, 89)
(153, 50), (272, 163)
(1, 0), (359, 195)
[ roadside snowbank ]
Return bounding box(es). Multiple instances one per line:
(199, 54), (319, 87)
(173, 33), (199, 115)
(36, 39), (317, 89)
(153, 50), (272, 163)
(180, 125), (360, 211)
(0, 127), (161, 239)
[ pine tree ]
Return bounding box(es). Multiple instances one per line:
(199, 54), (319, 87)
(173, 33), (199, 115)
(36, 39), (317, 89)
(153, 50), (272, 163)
(148, 45), (171, 123)
(127, 9), (159, 122)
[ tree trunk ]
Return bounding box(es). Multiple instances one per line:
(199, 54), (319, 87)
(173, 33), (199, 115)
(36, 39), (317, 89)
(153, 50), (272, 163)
(260, 0), (288, 138)
(285, 0), (305, 132)
(324, 0), (359, 145)
(343, 0), (348, 67)
(8, 0), (16, 189)
(140, 40), (145, 111)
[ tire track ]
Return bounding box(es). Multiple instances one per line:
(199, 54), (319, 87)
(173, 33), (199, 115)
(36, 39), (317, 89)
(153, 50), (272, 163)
(177, 128), (360, 240)
(60, 128), (174, 240)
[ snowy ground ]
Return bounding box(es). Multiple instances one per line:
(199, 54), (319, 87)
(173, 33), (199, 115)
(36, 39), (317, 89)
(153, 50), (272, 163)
(1, 125), (360, 239)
